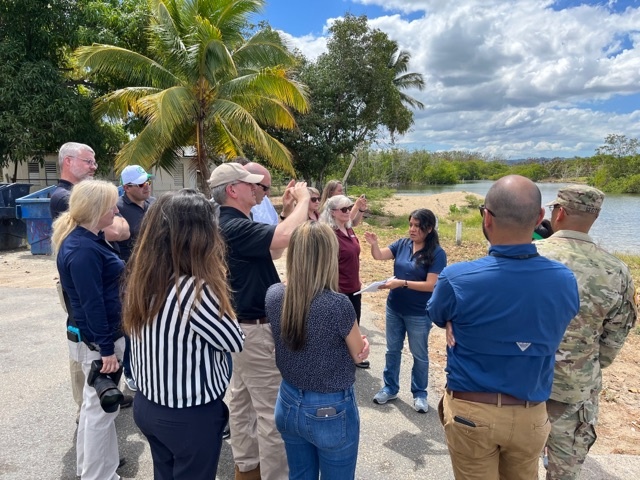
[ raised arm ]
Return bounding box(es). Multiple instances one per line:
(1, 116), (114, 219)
(271, 182), (310, 251)
(363, 232), (394, 260)
(349, 194), (368, 227)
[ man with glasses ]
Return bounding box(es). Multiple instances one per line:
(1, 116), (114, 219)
(427, 175), (580, 480)
(50, 142), (132, 422)
(116, 165), (155, 263)
(244, 161), (279, 226)
(536, 185), (637, 480)
(209, 162), (309, 480)
(116, 165), (156, 393)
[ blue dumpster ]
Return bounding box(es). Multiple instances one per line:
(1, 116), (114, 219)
(15, 185), (57, 255)
(0, 183), (32, 250)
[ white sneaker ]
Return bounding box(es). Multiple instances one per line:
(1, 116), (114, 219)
(124, 376), (137, 392)
(373, 390), (398, 404)
(413, 397), (428, 413)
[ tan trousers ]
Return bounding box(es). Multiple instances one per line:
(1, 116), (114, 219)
(228, 323), (288, 480)
(442, 390), (550, 480)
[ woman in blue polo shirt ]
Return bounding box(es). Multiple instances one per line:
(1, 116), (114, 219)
(364, 209), (446, 413)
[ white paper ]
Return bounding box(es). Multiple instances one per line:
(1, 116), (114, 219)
(354, 276), (396, 295)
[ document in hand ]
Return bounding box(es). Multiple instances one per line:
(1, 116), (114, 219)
(354, 276), (396, 295)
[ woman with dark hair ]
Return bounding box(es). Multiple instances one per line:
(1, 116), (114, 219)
(364, 209), (447, 413)
(122, 189), (245, 479)
(266, 221), (369, 479)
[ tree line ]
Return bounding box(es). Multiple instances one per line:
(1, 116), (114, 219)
(311, 134), (640, 194)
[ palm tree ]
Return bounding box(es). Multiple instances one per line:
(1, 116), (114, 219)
(388, 47), (425, 110)
(75, 0), (308, 195)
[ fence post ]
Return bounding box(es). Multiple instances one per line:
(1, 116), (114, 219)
(456, 221), (462, 245)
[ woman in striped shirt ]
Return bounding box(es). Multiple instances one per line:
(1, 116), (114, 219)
(122, 189), (245, 480)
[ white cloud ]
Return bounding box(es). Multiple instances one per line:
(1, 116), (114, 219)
(286, 1), (640, 157)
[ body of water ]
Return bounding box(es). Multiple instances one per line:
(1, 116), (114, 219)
(396, 181), (640, 255)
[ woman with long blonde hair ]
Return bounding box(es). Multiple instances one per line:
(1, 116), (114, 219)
(265, 221), (369, 479)
(122, 189), (244, 479)
(53, 179), (125, 480)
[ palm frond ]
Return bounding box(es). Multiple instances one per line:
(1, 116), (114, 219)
(136, 86), (197, 134)
(93, 87), (162, 121)
(75, 45), (180, 89)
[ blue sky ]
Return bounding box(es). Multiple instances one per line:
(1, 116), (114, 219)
(256, 0), (640, 159)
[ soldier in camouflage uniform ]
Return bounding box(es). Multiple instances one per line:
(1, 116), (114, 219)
(536, 185), (637, 480)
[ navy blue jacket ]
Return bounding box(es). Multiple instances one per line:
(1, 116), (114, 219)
(57, 227), (125, 355)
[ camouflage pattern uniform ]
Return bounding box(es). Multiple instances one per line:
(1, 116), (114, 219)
(536, 185), (637, 480)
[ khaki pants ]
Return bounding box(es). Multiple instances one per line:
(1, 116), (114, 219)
(442, 391), (550, 480)
(228, 323), (288, 480)
(545, 396), (598, 480)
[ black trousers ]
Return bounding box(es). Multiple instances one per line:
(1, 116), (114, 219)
(345, 292), (362, 324)
(133, 392), (228, 480)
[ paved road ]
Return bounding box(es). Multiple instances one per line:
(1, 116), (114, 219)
(1, 285), (638, 479)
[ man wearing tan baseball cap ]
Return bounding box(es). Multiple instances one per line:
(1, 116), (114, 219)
(209, 162), (309, 480)
(537, 184), (637, 479)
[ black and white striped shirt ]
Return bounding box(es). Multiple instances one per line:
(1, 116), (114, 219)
(131, 276), (245, 408)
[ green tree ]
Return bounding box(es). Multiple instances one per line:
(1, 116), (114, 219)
(75, 0), (309, 195)
(595, 134), (639, 158)
(0, 0), (149, 179)
(273, 14), (425, 184)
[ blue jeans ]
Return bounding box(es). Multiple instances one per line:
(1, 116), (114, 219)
(382, 304), (431, 399)
(275, 379), (360, 480)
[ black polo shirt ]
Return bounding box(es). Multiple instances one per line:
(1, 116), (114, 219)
(218, 205), (278, 320)
(116, 193), (155, 263)
(50, 179), (74, 219)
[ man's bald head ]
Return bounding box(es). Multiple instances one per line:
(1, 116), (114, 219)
(485, 175), (542, 231)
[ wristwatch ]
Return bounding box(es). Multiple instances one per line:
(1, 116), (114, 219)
(403, 280), (408, 289)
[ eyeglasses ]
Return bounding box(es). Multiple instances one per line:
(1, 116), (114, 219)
(127, 181), (150, 188)
(257, 183), (271, 192)
(310, 197), (320, 203)
(478, 204), (496, 217)
(70, 156), (97, 167)
(333, 205), (353, 213)
(548, 204), (568, 215)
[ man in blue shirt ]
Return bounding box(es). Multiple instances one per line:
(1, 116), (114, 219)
(427, 175), (580, 480)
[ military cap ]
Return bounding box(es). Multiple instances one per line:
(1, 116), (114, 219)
(547, 184), (604, 214)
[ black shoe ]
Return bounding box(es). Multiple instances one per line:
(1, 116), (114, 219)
(118, 457), (126, 469)
(222, 423), (231, 440)
(356, 360), (370, 369)
(120, 395), (133, 409)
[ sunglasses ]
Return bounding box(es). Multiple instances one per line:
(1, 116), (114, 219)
(127, 181), (151, 188)
(310, 197), (320, 202)
(333, 205), (353, 213)
(478, 204), (496, 217)
(257, 183), (271, 192)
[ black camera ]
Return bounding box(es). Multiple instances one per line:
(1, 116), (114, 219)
(87, 360), (125, 413)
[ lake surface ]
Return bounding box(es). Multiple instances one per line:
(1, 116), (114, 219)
(397, 181), (640, 255)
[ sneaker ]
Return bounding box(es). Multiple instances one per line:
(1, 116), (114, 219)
(222, 423), (231, 440)
(356, 360), (370, 369)
(373, 390), (398, 405)
(120, 395), (134, 409)
(413, 397), (428, 413)
(124, 376), (137, 392)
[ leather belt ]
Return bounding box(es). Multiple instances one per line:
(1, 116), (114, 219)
(238, 317), (269, 325)
(448, 389), (541, 407)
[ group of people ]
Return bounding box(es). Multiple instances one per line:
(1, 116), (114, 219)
(50, 142), (636, 480)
